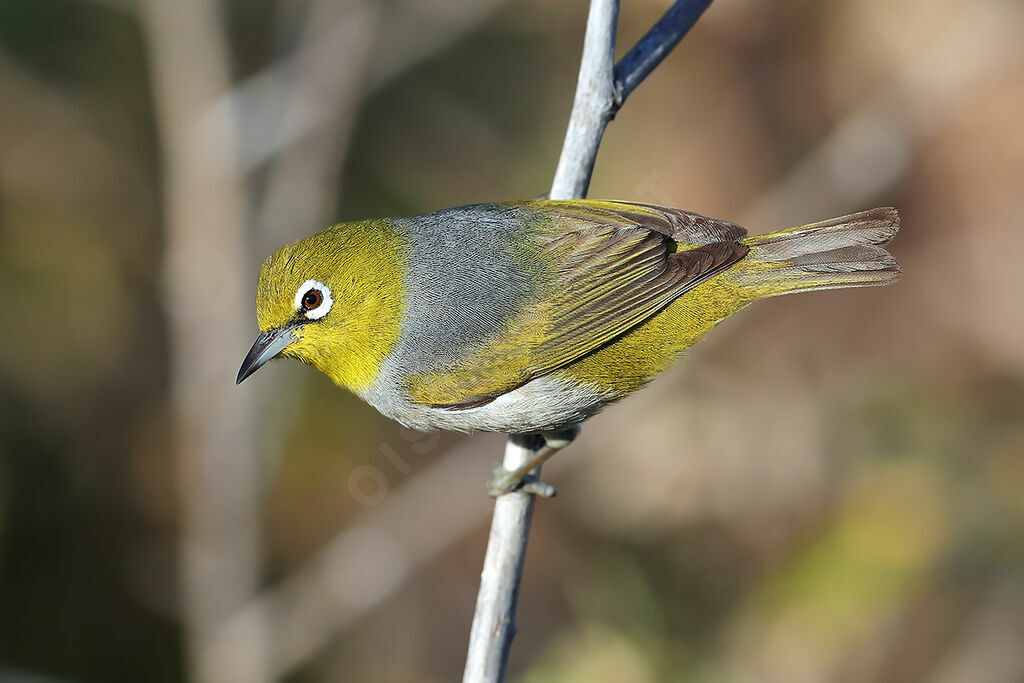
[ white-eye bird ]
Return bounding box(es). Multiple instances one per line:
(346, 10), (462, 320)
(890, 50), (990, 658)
(237, 200), (900, 490)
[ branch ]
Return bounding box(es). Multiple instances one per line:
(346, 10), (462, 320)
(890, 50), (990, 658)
(550, 0), (714, 199)
(461, 438), (542, 682)
(612, 0), (713, 111)
(549, 0), (620, 200)
(463, 2), (714, 681)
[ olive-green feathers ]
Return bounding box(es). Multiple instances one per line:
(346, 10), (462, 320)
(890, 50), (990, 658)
(404, 201), (751, 408)
(244, 200), (900, 434)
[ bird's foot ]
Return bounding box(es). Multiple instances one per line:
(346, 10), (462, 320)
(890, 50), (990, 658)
(488, 460), (558, 498)
(486, 426), (581, 497)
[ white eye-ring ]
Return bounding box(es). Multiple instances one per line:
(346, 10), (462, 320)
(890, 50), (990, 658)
(295, 279), (333, 320)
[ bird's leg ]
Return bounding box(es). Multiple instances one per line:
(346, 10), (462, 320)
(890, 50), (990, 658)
(487, 426), (581, 497)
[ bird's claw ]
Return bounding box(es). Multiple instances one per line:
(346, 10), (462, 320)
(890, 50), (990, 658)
(487, 462), (557, 498)
(487, 426), (579, 497)
(521, 480), (558, 497)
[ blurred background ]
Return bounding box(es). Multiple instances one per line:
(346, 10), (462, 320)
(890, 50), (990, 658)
(2, 0), (1023, 681)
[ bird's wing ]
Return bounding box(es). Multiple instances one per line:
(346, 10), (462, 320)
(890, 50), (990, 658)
(405, 201), (749, 409)
(537, 200), (748, 245)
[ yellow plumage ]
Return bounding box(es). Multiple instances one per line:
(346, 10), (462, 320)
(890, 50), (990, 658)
(239, 200), (900, 435)
(256, 218), (408, 393)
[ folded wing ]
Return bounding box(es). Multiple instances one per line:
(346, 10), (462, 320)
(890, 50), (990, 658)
(406, 201), (749, 408)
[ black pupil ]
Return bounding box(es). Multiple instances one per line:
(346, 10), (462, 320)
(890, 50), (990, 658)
(302, 290), (321, 309)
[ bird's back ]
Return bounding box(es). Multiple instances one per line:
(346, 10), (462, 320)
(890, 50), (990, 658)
(389, 203), (546, 377)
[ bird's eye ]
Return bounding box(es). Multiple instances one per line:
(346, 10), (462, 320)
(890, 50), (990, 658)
(301, 289), (322, 310)
(294, 279), (333, 319)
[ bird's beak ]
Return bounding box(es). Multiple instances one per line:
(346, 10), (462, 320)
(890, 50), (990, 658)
(236, 326), (299, 384)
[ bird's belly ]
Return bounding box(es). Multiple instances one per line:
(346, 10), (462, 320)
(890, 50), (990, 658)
(364, 373), (615, 434)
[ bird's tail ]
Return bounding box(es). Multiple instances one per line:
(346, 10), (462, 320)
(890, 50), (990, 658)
(728, 208), (901, 300)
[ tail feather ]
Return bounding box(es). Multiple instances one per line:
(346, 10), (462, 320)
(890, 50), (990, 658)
(732, 208), (901, 298)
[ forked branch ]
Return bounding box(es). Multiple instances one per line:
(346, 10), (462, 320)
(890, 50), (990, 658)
(462, 2), (715, 682)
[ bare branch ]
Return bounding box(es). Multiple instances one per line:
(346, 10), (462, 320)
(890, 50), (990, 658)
(465, 1), (714, 681)
(549, 0), (620, 200)
(462, 439), (541, 682)
(549, 0), (714, 200)
(464, 7), (622, 675)
(612, 0), (713, 112)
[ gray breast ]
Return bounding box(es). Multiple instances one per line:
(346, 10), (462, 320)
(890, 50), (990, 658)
(388, 204), (542, 376)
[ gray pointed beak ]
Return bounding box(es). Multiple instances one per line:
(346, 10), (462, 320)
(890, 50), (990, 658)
(236, 326), (299, 384)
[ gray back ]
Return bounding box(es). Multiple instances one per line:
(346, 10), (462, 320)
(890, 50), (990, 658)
(390, 204), (541, 375)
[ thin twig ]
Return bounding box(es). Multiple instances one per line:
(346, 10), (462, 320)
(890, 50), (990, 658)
(463, 2), (715, 681)
(550, 0), (715, 199)
(612, 0), (713, 111)
(549, 0), (620, 201)
(464, 1), (620, 676)
(462, 438), (542, 683)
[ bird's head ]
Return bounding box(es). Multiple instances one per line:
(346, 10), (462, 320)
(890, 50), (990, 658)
(236, 220), (406, 392)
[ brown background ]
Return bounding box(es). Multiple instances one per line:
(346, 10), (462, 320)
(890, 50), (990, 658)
(1, 0), (1022, 681)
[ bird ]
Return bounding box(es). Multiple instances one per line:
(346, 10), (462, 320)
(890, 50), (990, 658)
(237, 200), (900, 493)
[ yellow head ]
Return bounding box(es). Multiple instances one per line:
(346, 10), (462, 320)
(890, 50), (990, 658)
(237, 220), (407, 393)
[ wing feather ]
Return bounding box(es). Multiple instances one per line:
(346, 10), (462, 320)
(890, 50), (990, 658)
(405, 201), (749, 408)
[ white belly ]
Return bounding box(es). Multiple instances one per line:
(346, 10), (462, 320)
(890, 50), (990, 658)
(362, 373), (614, 434)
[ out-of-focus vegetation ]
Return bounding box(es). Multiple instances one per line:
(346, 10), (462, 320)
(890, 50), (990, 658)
(1, 0), (1023, 682)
